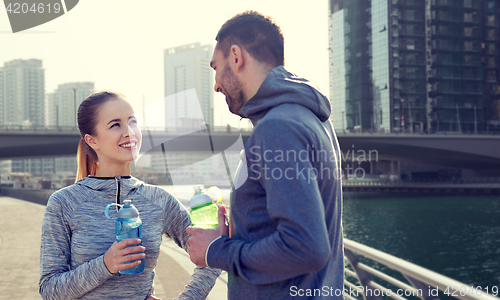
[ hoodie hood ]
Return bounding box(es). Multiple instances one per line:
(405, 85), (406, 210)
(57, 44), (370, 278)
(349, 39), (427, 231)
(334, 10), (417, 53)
(76, 176), (143, 200)
(238, 66), (331, 125)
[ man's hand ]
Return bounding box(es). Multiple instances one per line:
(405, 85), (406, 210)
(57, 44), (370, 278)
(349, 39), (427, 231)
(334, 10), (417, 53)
(186, 205), (229, 267)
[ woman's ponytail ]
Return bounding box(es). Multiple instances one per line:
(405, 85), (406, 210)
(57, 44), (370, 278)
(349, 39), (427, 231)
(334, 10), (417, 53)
(75, 138), (98, 182)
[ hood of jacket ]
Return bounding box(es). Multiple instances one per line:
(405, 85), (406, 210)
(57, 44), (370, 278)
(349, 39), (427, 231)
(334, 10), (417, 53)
(238, 66), (331, 125)
(76, 176), (144, 202)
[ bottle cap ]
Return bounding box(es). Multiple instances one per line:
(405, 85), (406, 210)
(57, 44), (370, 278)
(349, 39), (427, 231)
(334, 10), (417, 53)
(117, 199), (139, 218)
(206, 186), (223, 204)
(190, 185), (212, 208)
(193, 185), (204, 194)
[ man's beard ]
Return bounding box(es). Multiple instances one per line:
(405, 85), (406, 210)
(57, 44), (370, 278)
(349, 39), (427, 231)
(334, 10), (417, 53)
(222, 65), (245, 115)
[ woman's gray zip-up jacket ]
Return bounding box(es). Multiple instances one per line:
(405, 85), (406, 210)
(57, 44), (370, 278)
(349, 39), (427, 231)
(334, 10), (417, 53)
(39, 176), (221, 300)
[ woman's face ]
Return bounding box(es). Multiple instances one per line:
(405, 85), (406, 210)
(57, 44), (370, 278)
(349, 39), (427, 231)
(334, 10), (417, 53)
(87, 97), (142, 165)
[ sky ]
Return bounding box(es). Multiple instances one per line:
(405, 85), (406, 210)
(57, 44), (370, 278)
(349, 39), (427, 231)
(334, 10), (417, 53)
(0, 0), (331, 129)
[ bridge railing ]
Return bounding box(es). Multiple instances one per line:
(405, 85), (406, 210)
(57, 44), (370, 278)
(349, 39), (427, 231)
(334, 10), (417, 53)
(344, 239), (498, 300)
(343, 178), (500, 186)
(140, 126), (252, 133)
(0, 125), (79, 132)
(3, 124), (500, 136)
(340, 132), (500, 136)
(0, 125), (252, 134)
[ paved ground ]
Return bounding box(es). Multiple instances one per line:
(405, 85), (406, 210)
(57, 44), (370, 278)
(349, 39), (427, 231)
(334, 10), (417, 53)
(0, 197), (227, 300)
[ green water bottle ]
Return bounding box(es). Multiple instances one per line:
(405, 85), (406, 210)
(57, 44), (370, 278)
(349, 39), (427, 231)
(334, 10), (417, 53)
(189, 185), (223, 229)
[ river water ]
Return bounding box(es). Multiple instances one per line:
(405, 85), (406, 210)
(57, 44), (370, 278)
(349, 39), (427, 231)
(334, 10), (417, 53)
(343, 193), (500, 290)
(160, 185), (500, 290)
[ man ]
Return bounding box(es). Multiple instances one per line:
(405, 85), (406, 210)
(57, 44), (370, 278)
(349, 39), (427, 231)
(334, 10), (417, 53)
(186, 11), (344, 299)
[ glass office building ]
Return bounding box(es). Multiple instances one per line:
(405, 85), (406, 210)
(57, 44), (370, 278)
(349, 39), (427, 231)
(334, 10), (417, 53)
(330, 0), (500, 133)
(330, 0), (347, 132)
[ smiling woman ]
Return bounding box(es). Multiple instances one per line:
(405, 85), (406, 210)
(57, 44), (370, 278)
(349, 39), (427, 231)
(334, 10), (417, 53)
(38, 90), (221, 300)
(74, 90), (134, 180)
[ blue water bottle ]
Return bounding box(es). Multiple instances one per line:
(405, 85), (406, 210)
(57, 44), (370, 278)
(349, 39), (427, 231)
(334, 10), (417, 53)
(105, 199), (145, 274)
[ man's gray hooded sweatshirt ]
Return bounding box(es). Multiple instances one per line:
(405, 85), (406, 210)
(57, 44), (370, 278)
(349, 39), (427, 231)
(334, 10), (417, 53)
(39, 176), (220, 300)
(206, 66), (344, 299)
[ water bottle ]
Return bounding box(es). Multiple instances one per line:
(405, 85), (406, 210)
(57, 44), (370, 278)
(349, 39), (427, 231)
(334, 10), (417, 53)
(105, 199), (145, 274)
(189, 185), (223, 229)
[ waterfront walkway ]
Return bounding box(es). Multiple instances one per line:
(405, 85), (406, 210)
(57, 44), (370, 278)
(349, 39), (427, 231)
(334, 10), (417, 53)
(0, 197), (228, 300)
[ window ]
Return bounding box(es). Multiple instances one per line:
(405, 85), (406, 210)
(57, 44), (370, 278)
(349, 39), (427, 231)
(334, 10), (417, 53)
(464, 41), (473, 51)
(488, 29), (496, 40)
(487, 15), (496, 26)
(406, 10), (416, 21)
(407, 68), (417, 79)
(487, 70), (497, 81)
(439, 39), (449, 49)
(405, 82), (419, 93)
(407, 54), (417, 64)
(464, 27), (473, 37)
(464, 13), (473, 22)
(464, 55), (473, 63)
(488, 57), (496, 68)
(464, 0), (472, 8)
(488, 1), (495, 11)
(406, 25), (415, 35)
(488, 43), (496, 54)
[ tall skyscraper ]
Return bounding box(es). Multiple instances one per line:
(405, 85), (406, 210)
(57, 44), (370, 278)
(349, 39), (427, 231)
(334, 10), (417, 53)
(164, 43), (214, 129)
(0, 59), (45, 126)
(46, 82), (94, 127)
(0, 59), (48, 176)
(46, 82), (95, 176)
(330, 0), (347, 133)
(330, 0), (500, 133)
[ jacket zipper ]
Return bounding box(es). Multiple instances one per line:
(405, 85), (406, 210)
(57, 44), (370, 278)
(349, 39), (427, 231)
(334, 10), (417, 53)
(115, 176), (121, 211)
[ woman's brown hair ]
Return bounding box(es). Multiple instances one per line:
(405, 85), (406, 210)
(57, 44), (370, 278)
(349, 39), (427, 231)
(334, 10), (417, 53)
(75, 90), (126, 182)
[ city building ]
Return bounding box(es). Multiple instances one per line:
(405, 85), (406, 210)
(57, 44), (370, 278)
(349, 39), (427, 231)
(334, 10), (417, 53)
(46, 82), (94, 127)
(164, 43), (214, 130)
(0, 59), (49, 176)
(11, 158), (55, 176)
(46, 82), (94, 176)
(0, 160), (11, 176)
(330, 0), (347, 133)
(330, 0), (500, 133)
(0, 59), (45, 126)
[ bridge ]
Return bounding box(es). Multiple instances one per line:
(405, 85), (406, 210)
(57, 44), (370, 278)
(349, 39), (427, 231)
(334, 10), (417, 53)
(1, 125), (500, 171)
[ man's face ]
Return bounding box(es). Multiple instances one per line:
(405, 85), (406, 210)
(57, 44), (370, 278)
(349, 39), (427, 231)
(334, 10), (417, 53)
(211, 47), (246, 115)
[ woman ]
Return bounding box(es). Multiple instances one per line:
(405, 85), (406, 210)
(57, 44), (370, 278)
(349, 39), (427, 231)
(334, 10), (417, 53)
(39, 90), (220, 300)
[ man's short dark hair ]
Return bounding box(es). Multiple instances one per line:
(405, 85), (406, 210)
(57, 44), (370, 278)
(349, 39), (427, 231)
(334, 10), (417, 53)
(215, 11), (284, 67)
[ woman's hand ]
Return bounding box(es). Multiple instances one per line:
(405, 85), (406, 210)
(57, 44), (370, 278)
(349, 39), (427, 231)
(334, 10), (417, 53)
(103, 238), (146, 274)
